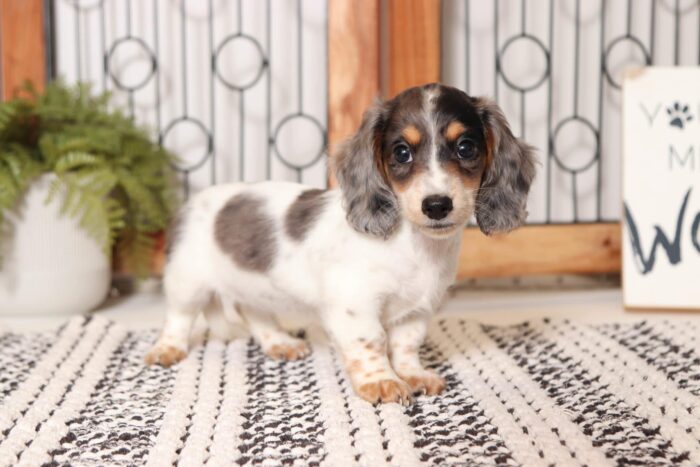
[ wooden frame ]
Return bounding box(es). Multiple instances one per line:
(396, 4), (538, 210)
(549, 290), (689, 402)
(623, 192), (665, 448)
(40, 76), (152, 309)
(386, 0), (441, 96)
(457, 223), (621, 279)
(0, 0), (46, 99)
(327, 0), (381, 179)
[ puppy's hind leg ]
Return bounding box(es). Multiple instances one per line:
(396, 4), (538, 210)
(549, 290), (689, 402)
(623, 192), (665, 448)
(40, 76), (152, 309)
(238, 306), (310, 361)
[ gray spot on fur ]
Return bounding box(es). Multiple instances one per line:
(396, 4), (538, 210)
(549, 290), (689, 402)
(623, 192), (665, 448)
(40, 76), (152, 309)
(214, 194), (276, 272)
(285, 189), (328, 241)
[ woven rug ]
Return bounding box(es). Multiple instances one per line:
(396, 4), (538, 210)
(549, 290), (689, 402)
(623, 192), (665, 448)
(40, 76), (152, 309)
(0, 316), (699, 467)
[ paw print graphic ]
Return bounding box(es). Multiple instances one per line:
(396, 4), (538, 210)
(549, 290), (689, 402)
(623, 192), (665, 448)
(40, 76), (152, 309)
(667, 101), (693, 129)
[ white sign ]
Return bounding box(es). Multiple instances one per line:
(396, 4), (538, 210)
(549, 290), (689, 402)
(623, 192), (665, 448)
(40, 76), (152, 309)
(623, 67), (700, 309)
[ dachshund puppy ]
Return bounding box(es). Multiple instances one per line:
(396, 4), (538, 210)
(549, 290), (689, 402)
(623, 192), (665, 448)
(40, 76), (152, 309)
(146, 84), (535, 405)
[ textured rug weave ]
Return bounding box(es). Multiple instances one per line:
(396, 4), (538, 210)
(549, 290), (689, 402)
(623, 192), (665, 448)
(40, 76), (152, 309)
(0, 315), (699, 466)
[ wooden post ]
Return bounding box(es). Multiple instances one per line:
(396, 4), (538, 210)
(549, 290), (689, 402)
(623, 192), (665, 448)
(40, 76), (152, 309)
(0, 0), (46, 99)
(386, 0), (441, 97)
(327, 0), (381, 187)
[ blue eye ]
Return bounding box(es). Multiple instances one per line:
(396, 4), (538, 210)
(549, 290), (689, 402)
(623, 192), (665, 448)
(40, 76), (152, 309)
(393, 144), (413, 164)
(457, 139), (477, 160)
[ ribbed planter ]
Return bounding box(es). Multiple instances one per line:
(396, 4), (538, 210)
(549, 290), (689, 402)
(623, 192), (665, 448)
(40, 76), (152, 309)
(0, 174), (111, 315)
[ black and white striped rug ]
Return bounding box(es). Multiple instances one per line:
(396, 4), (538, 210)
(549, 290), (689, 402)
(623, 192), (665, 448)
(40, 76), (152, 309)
(0, 315), (699, 466)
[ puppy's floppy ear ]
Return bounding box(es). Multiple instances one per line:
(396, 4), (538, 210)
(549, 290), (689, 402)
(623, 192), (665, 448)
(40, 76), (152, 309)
(473, 97), (536, 235)
(331, 100), (400, 238)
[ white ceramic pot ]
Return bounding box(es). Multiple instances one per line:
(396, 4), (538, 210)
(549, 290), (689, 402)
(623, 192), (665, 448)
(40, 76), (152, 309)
(0, 174), (111, 316)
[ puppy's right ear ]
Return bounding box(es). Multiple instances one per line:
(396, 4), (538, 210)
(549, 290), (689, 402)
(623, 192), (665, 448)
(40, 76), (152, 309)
(331, 101), (400, 238)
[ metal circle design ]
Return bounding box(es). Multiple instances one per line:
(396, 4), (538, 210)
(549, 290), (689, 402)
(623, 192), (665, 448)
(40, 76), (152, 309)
(551, 116), (600, 173)
(272, 114), (327, 170)
(497, 34), (550, 92)
(214, 34), (268, 91)
(603, 36), (651, 89)
(161, 117), (213, 172)
(106, 37), (157, 92)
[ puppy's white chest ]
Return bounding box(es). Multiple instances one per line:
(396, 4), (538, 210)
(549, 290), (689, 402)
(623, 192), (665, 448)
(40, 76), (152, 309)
(383, 261), (447, 323)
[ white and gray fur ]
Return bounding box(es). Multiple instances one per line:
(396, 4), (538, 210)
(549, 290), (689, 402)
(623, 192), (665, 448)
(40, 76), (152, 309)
(147, 84), (536, 405)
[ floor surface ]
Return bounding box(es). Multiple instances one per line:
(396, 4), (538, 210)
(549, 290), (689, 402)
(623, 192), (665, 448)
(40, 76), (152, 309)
(3, 286), (698, 334)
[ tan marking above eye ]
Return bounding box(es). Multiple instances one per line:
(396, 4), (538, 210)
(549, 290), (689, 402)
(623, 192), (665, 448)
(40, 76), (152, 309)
(401, 125), (421, 146)
(445, 121), (466, 142)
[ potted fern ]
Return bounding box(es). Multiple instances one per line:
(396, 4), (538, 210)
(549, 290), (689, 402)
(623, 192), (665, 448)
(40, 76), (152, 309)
(0, 82), (177, 315)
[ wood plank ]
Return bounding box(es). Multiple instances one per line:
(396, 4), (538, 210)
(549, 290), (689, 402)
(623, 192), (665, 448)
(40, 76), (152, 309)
(456, 223), (622, 279)
(386, 0), (440, 97)
(327, 0), (380, 186)
(0, 0), (46, 99)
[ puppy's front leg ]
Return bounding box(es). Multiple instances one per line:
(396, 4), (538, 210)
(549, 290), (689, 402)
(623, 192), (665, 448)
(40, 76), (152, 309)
(325, 309), (411, 405)
(388, 315), (445, 396)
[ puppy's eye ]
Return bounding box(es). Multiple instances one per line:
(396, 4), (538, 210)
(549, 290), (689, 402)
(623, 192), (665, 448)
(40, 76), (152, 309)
(393, 144), (413, 164)
(456, 139), (477, 160)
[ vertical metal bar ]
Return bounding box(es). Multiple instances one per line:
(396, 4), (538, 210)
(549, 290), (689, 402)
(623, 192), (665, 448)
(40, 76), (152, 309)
(239, 94), (245, 181)
(464, 0), (470, 93)
(99, 0), (106, 91)
(650, 0), (656, 63)
(519, 0), (526, 138)
(545, 0), (553, 223)
(673, 0), (680, 65)
(126, 0), (134, 116)
(573, 0), (580, 117)
(43, 0), (56, 82)
(297, 0), (304, 114)
(266, 0), (272, 180)
(626, 0), (632, 36)
(154, 0), (162, 139)
(572, 173), (578, 222)
(494, 0), (499, 101)
(126, 0), (132, 37)
(74, 2), (81, 81)
(209, 0), (216, 184)
(520, 91), (525, 139)
(323, 0), (329, 188)
(596, 0), (606, 222)
(237, 0), (242, 33)
(180, 0), (188, 116)
(238, 0), (245, 181)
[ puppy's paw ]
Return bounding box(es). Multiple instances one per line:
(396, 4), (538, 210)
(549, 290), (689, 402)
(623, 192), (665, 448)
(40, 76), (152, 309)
(264, 341), (310, 361)
(399, 370), (446, 396)
(145, 344), (187, 367)
(357, 378), (412, 405)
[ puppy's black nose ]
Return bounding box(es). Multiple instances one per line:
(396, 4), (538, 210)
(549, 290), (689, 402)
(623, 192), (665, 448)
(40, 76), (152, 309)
(421, 195), (453, 220)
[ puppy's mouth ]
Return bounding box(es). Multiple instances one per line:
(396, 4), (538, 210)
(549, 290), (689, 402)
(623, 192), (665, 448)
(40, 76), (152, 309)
(421, 221), (459, 236)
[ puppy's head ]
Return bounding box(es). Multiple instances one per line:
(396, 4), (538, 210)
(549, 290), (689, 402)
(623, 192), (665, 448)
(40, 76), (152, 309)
(332, 84), (536, 238)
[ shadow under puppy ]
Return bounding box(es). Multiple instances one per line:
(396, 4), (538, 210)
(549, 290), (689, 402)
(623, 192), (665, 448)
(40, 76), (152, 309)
(146, 83), (535, 405)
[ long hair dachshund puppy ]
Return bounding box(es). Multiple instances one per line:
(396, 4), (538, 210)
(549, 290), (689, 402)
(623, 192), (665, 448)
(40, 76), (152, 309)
(146, 83), (535, 405)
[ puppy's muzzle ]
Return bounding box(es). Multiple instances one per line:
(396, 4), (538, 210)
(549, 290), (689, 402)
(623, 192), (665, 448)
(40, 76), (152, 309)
(421, 195), (453, 220)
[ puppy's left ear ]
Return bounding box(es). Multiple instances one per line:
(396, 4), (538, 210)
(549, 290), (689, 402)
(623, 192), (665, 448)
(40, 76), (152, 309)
(473, 97), (536, 235)
(331, 100), (400, 238)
